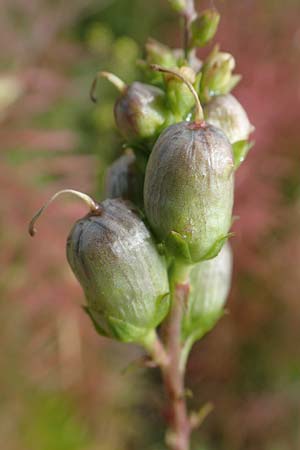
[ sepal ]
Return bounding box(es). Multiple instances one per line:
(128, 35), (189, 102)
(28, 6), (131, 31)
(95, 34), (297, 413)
(232, 140), (255, 169)
(166, 231), (193, 264)
(201, 233), (233, 260)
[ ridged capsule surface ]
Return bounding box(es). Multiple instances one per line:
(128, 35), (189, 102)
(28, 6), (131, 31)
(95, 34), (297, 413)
(144, 122), (234, 263)
(182, 242), (232, 341)
(66, 198), (169, 342)
(105, 152), (144, 207)
(204, 94), (253, 143)
(114, 82), (166, 142)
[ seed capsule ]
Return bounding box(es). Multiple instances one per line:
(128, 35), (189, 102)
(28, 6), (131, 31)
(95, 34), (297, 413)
(90, 71), (166, 145)
(144, 66), (234, 263)
(182, 242), (232, 342)
(204, 94), (253, 144)
(114, 82), (166, 143)
(29, 191), (170, 344)
(105, 149), (144, 207)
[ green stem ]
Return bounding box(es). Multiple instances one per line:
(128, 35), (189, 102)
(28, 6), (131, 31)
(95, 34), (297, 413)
(141, 330), (169, 368)
(180, 328), (206, 373)
(182, 0), (196, 60)
(180, 335), (195, 374)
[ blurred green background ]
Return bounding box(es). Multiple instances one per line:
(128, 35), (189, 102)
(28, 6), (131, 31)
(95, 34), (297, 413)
(1, 0), (300, 449)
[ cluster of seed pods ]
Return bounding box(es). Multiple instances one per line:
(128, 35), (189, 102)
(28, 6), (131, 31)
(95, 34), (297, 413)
(29, 6), (253, 348)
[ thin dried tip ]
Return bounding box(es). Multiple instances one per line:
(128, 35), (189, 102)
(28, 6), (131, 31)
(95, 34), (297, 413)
(28, 189), (101, 237)
(90, 71), (127, 103)
(149, 64), (204, 123)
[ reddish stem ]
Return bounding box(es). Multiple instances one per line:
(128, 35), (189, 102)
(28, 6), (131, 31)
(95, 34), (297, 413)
(161, 282), (191, 450)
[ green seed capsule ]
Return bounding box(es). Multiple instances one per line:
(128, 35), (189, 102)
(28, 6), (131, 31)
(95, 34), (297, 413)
(204, 94), (253, 144)
(29, 191), (170, 344)
(105, 150), (144, 207)
(66, 198), (170, 343)
(144, 122), (234, 264)
(114, 82), (166, 143)
(144, 66), (234, 264)
(182, 242), (232, 342)
(90, 71), (167, 146)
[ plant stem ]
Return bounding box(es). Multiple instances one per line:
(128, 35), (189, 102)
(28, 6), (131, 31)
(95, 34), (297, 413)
(182, 0), (196, 60)
(160, 263), (192, 450)
(142, 330), (169, 368)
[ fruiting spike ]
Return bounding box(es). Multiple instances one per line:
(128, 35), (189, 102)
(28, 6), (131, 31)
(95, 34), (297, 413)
(90, 71), (127, 103)
(28, 189), (101, 237)
(150, 64), (204, 124)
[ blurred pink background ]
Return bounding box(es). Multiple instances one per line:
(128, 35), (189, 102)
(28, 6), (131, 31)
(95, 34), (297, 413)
(1, 1), (300, 449)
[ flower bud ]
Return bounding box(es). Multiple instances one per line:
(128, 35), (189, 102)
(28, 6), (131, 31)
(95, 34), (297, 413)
(145, 38), (177, 68)
(142, 38), (178, 86)
(173, 48), (202, 73)
(29, 191), (170, 344)
(190, 9), (220, 48)
(144, 66), (234, 264)
(105, 149), (144, 207)
(168, 0), (186, 13)
(199, 46), (241, 103)
(204, 94), (254, 143)
(163, 66), (197, 120)
(182, 242), (232, 342)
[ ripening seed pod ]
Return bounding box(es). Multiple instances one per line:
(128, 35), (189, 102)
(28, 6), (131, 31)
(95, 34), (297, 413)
(204, 94), (254, 144)
(90, 71), (166, 145)
(182, 242), (233, 342)
(105, 149), (144, 207)
(29, 191), (170, 345)
(144, 66), (234, 264)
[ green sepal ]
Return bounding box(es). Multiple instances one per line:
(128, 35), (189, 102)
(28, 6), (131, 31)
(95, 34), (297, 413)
(232, 140), (255, 169)
(225, 74), (242, 94)
(201, 233), (233, 261)
(84, 306), (166, 345)
(166, 230), (193, 263)
(83, 306), (109, 338)
(190, 9), (220, 48)
(107, 316), (151, 343)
